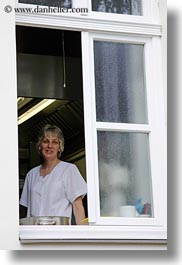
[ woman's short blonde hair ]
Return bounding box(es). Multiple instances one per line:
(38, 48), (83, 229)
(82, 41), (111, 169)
(36, 124), (64, 158)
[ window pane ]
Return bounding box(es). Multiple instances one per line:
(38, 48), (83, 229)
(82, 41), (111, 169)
(97, 131), (153, 217)
(18, 0), (72, 8)
(94, 41), (147, 124)
(92, 0), (142, 16)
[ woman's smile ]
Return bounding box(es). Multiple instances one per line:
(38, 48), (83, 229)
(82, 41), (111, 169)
(40, 133), (60, 160)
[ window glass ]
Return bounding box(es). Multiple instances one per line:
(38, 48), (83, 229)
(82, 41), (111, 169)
(94, 41), (147, 124)
(97, 131), (153, 218)
(18, 0), (72, 8)
(92, 0), (142, 16)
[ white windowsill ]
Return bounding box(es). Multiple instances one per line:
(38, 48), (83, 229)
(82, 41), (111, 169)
(19, 225), (167, 243)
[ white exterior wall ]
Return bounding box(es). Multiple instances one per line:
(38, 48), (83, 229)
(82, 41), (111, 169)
(0, 0), (19, 250)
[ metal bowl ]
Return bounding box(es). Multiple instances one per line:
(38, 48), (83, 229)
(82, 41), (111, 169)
(20, 216), (70, 225)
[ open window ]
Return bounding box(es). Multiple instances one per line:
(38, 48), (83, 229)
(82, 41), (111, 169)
(17, 26), (88, 224)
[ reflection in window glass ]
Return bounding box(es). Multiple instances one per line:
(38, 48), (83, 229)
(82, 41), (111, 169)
(94, 41), (147, 124)
(97, 131), (153, 217)
(19, 0), (72, 8)
(92, 0), (142, 15)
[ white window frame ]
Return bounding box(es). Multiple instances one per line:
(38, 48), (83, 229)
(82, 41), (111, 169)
(88, 0), (160, 22)
(82, 32), (166, 228)
(10, 0), (166, 246)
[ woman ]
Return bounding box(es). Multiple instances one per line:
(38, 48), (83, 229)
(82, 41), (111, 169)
(20, 124), (87, 225)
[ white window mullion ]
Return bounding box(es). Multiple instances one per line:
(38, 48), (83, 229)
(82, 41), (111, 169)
(96, 122), (151, 133)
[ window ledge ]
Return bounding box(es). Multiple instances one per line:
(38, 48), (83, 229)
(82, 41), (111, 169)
(20, 225), (167, 244)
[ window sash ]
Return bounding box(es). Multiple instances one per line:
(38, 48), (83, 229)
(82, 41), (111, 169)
(82, 32), (166, 227)
(91, 0), (143, 16)
(88, 0), (160, 21)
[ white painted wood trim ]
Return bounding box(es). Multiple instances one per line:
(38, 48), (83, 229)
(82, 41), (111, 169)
(81, 31), (97, 223)
(96, 122), (151, 133)
(15, 13), (162, 36)
(19, 225), (167, 242)
(94, 216), (163, 226)
(147, 36), (167, 228)
(83, 32), (167, 229)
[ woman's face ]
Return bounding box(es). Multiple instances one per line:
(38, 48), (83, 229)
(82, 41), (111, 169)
(40, 132), (60, 161)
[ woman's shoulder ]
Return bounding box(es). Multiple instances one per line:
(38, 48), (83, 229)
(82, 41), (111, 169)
(58, 161), (75, 169)
(57, 161), (79, 174)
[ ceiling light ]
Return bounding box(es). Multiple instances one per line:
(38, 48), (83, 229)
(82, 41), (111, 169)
(17, 97), (24, 104)
(18, 99), (56, 125)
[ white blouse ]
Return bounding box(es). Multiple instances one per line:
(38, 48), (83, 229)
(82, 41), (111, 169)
(20, 161), (87, 219)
